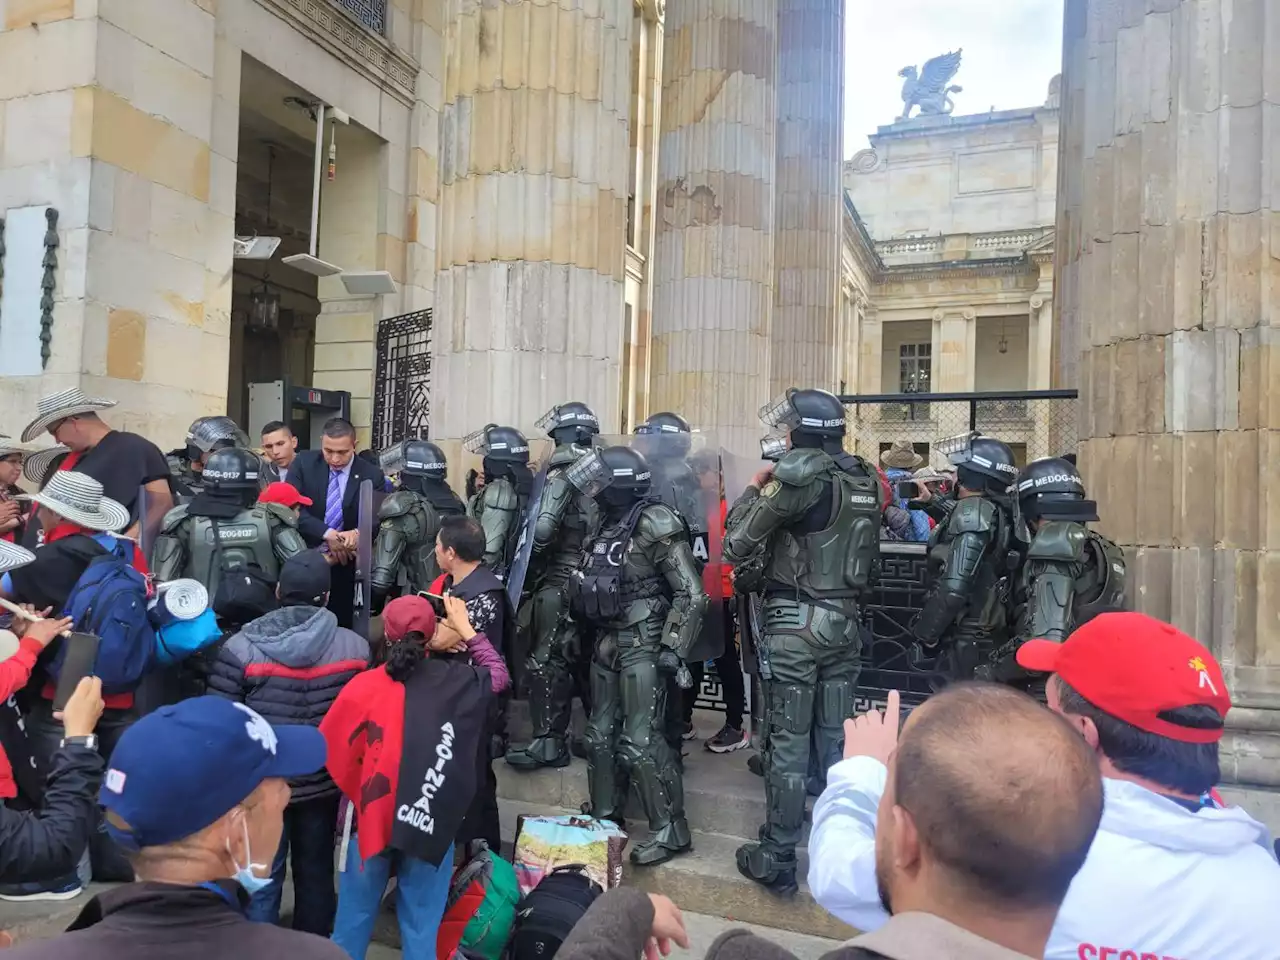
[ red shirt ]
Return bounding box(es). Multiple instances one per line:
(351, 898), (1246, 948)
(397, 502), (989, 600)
(703, 499), (731, 598)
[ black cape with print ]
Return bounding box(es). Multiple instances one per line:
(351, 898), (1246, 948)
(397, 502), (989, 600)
(389, 655), (490, 865)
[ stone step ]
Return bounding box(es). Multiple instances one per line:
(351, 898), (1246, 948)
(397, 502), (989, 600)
(497, 798), (855, 942)
(498, 721), (813, 845)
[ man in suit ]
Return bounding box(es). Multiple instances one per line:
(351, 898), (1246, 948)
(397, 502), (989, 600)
(285, 417), (385, 629)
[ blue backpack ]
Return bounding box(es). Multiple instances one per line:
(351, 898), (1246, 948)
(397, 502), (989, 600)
(55, 540), (156, 694)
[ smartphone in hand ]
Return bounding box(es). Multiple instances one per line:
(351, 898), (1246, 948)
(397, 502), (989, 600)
(52, 633), (100, 712)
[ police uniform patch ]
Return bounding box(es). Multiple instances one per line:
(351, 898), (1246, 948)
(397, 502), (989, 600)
(762, 480), (782, 498)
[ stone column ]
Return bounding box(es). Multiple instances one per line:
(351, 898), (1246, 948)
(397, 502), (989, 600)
(432, 0), (633, 437)
(1058, 0), (1280, 788)
(648, 0), (777, 455)
(769, 0), (843, 396)
(932, 308), (975, 392)
(1026, 295), (1052, 390)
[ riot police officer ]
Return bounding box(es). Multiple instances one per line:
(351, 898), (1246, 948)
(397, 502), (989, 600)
(723, 388), (884, 894)
(169, 416), (252, 499)
(980, 457), (1126, 686)
(371, 439), (465, 607)
(152, 447), (307, 619)
(568, 445), (707, 866)
(912, 433), (1020, 681)
(634, 412), (706, 553)
(635, 412), (719, 748)
(506, 402), (600, 771)
(464, 424), (533, 577)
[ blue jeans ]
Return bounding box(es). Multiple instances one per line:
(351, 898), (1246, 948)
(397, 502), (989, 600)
(246, 793), (340, 934)
(331, 835), (454, 960)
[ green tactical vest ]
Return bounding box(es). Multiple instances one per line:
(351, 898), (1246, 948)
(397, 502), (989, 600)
(765, 456), (883, 600)
(189, 508), (279, 599)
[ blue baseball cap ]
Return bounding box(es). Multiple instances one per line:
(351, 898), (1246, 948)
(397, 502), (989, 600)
(101, 696), (326, 850)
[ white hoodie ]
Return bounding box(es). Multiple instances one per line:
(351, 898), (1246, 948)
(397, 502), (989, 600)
(808, 755), (1280, 960)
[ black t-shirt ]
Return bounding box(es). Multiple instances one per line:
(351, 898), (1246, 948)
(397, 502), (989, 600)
(73, 431), (171, 522)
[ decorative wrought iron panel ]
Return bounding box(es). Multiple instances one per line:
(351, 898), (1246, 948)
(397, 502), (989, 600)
(372, 309), (432, 450)
(693, 544), (943, 715)
(331, 0), (386, 33)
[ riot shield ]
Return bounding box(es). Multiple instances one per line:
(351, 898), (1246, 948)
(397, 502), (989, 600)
(600, 429), (725, 663)
(505, 459), (550, 610)
(352, 479), (375, 640)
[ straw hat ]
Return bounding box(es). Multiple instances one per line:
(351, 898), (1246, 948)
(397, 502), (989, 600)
(18, 471), (129, 532)
(0, 539), (36, 574)
(0, 437), (33, 464)
(880, 440), (924, 470)
(21, 445), (71, 488)
(21, 387), (117, 443)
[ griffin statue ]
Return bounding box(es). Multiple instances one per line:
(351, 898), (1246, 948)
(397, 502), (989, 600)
(898, 49), (964, 121)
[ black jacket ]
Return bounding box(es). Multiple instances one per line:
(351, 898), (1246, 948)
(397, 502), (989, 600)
(206, 605), (369, 802)
(284, 450), (386, 547)
(5, 880), (349, 960)
(0, 744), (102, 885)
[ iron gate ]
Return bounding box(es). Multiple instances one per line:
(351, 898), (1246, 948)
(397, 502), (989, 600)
(372, 309), (432, 450)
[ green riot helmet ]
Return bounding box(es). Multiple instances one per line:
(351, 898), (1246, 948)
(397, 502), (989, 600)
(189, 416), (251, 458)
(1016, 457), (1099, 523)
(463, 423), (530, 464)
(403, 440), (449, 480)
(634, 411), (691, 460)
(201, 447), (262, 498)
(567, 445), (652, 509)
(760, 388), (846, 450)
(937, 431), (1018, 495)
(537, 402), (600, 447)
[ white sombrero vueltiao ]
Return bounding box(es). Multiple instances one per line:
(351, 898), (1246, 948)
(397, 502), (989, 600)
(21, 445), (71, 487)
(18, 471), (129, 532)
(21, 387), (117, 443)
(0, 539), (36, 575)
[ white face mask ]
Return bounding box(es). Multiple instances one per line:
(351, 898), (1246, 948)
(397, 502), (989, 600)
(226, 811), (273, 894)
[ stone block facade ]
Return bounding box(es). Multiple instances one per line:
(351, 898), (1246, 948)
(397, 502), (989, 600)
(1057, 0), (1280, 786)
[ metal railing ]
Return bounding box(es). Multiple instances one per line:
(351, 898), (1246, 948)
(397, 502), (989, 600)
(839, 389), (1079, 466)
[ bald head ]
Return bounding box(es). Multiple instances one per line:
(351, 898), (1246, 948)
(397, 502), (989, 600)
(892, 683), (1103, 909)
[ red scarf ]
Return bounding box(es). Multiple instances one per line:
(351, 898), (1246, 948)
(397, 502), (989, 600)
(41, 521), (150, 577)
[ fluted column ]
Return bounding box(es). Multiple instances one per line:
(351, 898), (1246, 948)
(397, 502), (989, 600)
(433, 0), (634, 437)
(1058, 0), (1280, 786)
(769, 0), (843, 395)
(648, 0), (777, 455)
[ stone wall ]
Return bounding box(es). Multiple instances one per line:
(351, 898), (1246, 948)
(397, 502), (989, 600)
(0, 0), (427, 451)
(1057, 0), (1280, 786)
(845, 104), (1059, 242)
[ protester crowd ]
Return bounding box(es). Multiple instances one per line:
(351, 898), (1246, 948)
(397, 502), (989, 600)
(0, 384), (1275, 960)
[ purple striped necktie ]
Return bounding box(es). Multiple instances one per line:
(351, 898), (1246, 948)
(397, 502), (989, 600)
(325, 468), (343, 530)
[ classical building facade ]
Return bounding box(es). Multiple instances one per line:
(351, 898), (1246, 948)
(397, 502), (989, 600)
(838, 83), (1062, 465)
(0, 0), (845, 458)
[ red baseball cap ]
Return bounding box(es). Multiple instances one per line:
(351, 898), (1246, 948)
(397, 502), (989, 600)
(1017, 612), (1231, 744)
(382, 595), (437, 643)
(258, 482), (312, 509)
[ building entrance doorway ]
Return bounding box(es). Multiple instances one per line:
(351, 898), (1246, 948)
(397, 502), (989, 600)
(228, 57), (324, 436)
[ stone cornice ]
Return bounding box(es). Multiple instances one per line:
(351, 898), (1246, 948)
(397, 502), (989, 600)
(255, 0), (419, 106)
(879, 256), (1035, 283)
